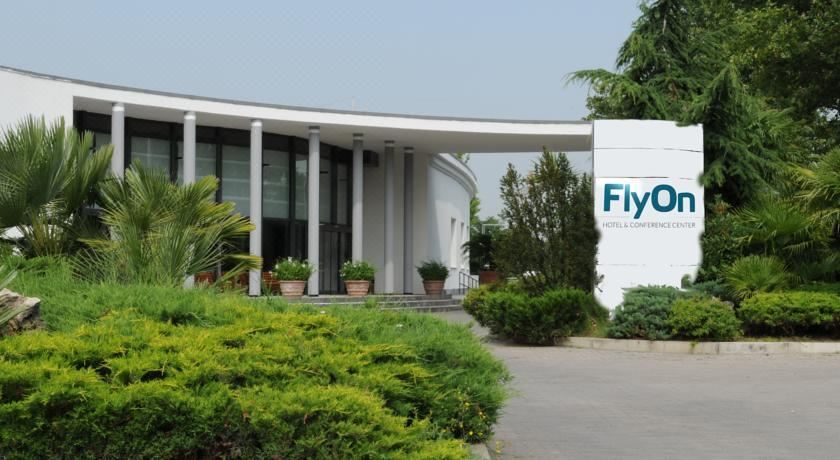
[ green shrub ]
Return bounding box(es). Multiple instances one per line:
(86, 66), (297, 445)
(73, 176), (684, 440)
(723, 255), (793, 300)
(462, 283), (514, 330)
(417, 260), (449, 281)
(684, 277), (732, 301)
(473, 288), (605, 345)
(668, 297), (741, 341)
(797, 282), (840, 296)
(339, 260), (376, 281)
(0, 312), (471, 458)
(697, 199), (742, 282)
(608, 286), (690, 340)
(273, 257), (315, 281)
(3, 263), (509, 454)
(739, 291), (840, 337)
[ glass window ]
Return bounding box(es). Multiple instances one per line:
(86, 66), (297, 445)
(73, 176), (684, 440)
(93, 132), (111, 149)
(319, 156), (332, 223)
(461, 222), (467, 269)
(131, 136), (170, 175)
(449, 218), (458, 268)
(295, 153), (308, 220)
(263, 149), (290, 219)
(336, 162), (349, 225)
(176, 142), (217, 184)
(222, 145), (250, 215)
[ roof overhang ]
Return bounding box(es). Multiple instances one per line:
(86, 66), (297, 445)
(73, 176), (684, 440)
(1, 66), (592, 154)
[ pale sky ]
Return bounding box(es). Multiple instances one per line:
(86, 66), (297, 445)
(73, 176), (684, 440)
(0, 0), (641, 218)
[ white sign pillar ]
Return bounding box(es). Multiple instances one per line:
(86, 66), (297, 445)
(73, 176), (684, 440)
(592, 120), (704, 308)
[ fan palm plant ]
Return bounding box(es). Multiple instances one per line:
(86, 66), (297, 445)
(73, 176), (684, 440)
(794, 148), (840, 234)
(78, 162), (259, 287)
(0, 116), (112, 256)
(733, 149), (840, 281)
(722, 255), (793, 300)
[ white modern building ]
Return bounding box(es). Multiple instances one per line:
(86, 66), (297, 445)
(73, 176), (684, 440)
(0, 66), (704, 307)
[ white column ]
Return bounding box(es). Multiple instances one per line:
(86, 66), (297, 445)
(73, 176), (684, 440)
(308, 126), (320, 296)
(402, 147), (414, 293)
(183, 111), (196, 184)
(183, 111), (197, 288)
(352, 133), (364, 261)
(248, 119), (263, 296)
(110, 103), (125, 177)
(384, 140), (395, 293)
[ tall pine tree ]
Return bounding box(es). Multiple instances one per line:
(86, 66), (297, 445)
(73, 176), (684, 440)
(570, 0), (796, 207)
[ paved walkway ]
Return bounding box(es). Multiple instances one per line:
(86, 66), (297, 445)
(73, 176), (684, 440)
(434, 311), (840, 460)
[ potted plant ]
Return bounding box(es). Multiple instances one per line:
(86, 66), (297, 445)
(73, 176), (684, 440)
(273, 257), (315, 298)
(339, 260), (376, 297)
(461, 233), (500, 285)
(417, 260), (449, 296)
(194, 271), (215, 285)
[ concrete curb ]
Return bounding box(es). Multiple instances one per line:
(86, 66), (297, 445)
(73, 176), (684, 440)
(469, 443), (492, 460)
(563, 337), (840, 355)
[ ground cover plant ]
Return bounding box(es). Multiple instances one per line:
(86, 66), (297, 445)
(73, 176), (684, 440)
(0, 260), (509, 458)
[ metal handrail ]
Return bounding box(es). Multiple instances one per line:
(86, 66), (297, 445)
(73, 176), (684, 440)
(458, 271), (479, 295)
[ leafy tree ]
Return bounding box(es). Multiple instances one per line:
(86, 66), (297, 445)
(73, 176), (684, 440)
(0, 116), (112, 256)
(469, 197), (481, 236)
(569, 0), (797, 207)
(78, 162), (259, 287)
(494, 149), (598, 292)
(726, 0), (840, 153)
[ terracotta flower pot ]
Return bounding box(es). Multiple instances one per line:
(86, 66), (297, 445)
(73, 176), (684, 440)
(422, 280), (445, 296)
(479, 270), (501, 285)
(344, 280), (370, 297)
(279, 280), (306, 299)
(195, 271), (215, 285)
(220, 271), (248, 292)
(262, 272), (281, 295)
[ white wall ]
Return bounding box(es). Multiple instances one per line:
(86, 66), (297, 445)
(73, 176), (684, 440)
(425, 155), (474, 292)
(593, 120), (704, 308)
(0, 70), (74, 130)
(361, 152), (474, 294)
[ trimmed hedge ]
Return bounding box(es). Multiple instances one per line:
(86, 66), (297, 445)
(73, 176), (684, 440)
(739, 291), (840, 337)
(608, 286), (690, 340)
(668, 297), (741, 341)
(466, 286), (606, 345)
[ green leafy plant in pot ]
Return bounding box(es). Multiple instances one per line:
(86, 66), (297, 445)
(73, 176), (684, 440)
(417, 260), (449, 296)
(273, 258), (315, 298)
(340, 260), (376, 297)
(461, 233), (499, 284)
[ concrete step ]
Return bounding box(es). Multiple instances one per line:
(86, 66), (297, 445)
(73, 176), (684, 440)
(278, 294), (464, 313)
(286, 294), (452, 305)
(380, 304), (464, 313)
(292, 298), (460, 308)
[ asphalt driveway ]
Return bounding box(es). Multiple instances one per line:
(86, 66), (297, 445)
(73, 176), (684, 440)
(435, 311), (840, 460)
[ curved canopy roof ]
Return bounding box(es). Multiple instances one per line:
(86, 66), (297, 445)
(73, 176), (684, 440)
(1, 65), (593, 154)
